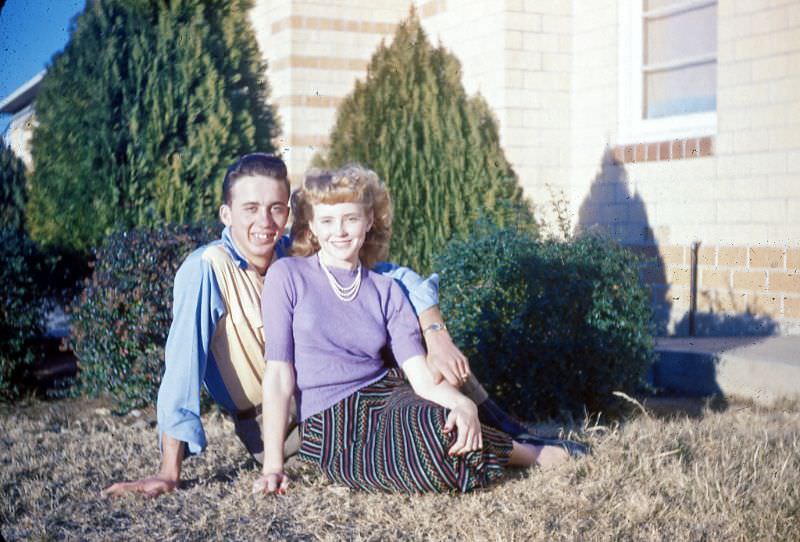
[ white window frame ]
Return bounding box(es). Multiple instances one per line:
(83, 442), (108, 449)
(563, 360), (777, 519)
(618, 0), (717, 144)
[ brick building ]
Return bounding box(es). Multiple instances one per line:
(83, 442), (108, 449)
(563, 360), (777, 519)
(3, 0), (799, 335)
(251, 0), (800, 335)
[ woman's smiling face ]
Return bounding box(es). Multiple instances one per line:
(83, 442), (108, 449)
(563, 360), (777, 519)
(310, 201), (373, 269)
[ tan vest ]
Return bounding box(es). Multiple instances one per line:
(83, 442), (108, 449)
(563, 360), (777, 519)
(203, 245), (266, 411)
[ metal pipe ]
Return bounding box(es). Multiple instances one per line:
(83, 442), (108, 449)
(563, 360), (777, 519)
(689, 241), (700, 336)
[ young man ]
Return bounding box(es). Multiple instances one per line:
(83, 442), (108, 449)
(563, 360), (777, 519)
(104, 153), (533, 498)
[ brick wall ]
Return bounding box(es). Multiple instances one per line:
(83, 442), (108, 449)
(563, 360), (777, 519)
(250, 0), (409, 183)
(639, 244), (800, 335)
(571, 0), (800, 335)
(714, 0), (800, 245)
(424, 0), (573, 222)
(247, 0), (800, 335)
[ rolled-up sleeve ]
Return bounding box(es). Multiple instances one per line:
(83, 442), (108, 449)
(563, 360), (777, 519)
(373, 262), (439, 316)
(156, 253), (225, 456)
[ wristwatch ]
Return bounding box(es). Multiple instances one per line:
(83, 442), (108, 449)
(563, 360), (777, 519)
(422, 322), (447, 335)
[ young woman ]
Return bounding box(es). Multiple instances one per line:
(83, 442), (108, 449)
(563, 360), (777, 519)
(254, 166), (568, 495)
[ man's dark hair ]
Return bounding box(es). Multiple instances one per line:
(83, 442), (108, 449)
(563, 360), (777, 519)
(222, 153), (289, 204)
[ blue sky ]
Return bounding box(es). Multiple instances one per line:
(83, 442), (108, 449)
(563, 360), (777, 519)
(0, 0), (85, 134)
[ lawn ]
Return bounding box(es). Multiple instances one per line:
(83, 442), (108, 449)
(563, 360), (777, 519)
(1, 397), (798, 541)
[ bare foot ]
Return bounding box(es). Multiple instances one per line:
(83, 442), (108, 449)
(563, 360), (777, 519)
(534, 444), (569, 468)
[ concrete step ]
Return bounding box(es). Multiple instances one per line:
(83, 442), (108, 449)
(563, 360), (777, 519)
(652, 336), (800, 405)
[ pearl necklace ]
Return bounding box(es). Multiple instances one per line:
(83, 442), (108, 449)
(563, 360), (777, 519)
(319, 255), (362, 302)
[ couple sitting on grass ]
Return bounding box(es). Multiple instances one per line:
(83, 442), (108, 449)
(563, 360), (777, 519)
(105, 153), (585, 498)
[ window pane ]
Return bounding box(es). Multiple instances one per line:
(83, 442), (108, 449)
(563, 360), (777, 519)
(644, 62), (716, 118)
(644, 4), (717, 66)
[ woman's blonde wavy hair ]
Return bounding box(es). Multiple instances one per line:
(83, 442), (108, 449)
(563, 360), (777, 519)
(290, 165), (393, 268)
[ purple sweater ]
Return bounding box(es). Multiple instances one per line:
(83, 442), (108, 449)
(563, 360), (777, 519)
(262, 255), (426, 421)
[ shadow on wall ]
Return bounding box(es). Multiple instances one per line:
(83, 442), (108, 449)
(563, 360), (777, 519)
(674, 303), (779, 336)
(575, 148), (778, 337)
(575, 148), (671, 334)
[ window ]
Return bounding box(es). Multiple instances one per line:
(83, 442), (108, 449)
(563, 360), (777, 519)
(619, 0), (717, 142)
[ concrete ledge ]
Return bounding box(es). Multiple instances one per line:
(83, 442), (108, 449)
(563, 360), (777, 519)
(652, 337), (800, 405)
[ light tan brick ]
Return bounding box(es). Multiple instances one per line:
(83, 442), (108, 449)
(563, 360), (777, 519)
(770, 272), (800, 293)
(718, 247), (748, 267)
(751, 103), (791, 129)
(789, 150), (800, 173)
(734, 130), (770, 152)
(669, 267), (692, 287)
(541, 14), (571, 34)
(700, 290), (747, 314)
(717, 200), (752, 223)
(784, 297), (800, 319)
(718, 59), (752, 86)
(751, 7), (790, 35)
(788, 248), (800, 270)
(697, 290), (714, 312)
(665, 286), (691, 310)
(749, 246), (785, 268)
(770, 77), (800, 103)
(723, 292), (749, 313)
(659, 246), (685, 265)
(702, 269), (731, 289)
(733, 271), (768, 291)
(750, 294), (781, 317)
(768, 126), (800, 150)
(506, 30), (523, 50)
(698, 247), (717, 266)
(752, 54), (788, 81)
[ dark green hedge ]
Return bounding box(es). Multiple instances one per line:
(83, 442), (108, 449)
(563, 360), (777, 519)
(69, 223), (219, 412)
(436, 222), (655, 420)
(0, 229), (47, 400)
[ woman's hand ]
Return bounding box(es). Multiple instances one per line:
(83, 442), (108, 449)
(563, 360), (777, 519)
(252, 471), (290, 495)
(444, 399), (483, 456)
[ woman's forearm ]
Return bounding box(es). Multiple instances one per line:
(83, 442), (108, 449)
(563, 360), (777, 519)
(402, 356), (474, 410)
(261, 361), (295, 474)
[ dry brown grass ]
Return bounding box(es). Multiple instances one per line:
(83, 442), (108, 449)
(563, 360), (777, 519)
(2, 397), (799, 541)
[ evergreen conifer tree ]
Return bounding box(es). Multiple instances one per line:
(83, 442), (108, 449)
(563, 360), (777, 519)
(0, 142), (27, 231)
(27, 0), (278, 252)
(323, 12), (532, 273)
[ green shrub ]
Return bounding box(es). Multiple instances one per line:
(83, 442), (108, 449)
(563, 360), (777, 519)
(69, 223), (219, 412)
(321, 12), (533, 274)
(0, 229), (47, 400)
(1, 142), (27, 231)
(436, 222), (655, 420)
(28, 0), (278, 253)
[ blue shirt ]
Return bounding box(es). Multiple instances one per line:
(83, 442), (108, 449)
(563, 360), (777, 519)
(156, 227), (439, 455)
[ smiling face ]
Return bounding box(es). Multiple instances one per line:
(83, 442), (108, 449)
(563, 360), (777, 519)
(219, 175), (290, 274)
(309, 201), (373, 269)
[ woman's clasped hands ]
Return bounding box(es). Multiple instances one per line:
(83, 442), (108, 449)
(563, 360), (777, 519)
(444, 399), (483, 456)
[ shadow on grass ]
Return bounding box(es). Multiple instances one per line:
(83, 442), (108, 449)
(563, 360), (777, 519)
(642, 395), (729, 420)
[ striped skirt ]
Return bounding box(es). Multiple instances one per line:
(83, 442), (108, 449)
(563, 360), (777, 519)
(298, 369), (513, 493)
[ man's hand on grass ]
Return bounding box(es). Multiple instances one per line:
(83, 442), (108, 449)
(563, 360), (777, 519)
(103, 476), (178, 498)
(104, 432), (184, 498)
